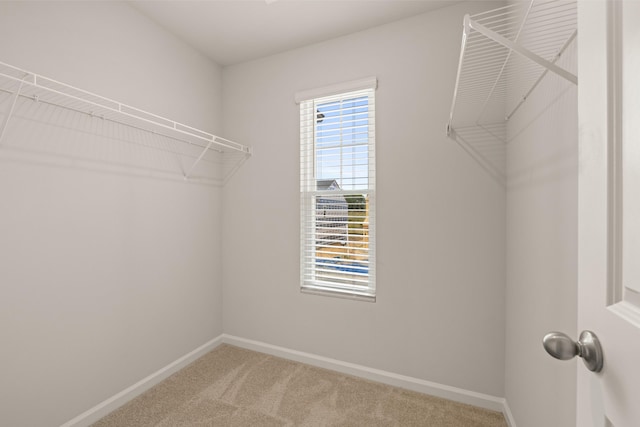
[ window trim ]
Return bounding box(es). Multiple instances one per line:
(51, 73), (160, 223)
(297, 78), (377, 302)
(294, 77), (378, 105)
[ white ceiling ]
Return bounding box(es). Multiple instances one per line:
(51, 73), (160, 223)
(130, 0), (461, 66)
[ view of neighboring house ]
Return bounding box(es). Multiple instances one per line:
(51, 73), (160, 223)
(314, 179), (370, 281)
(316, 179), (349, 244)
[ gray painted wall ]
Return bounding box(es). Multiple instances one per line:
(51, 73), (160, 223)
(504, 19), (578, 427)
(0, 2), (224, 426)
(221, 1), (506, 398)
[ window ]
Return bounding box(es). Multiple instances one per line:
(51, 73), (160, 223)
(297, 78), (376, 301)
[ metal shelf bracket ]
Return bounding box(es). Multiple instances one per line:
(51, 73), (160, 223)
(0, 73), (29, 145)
(445, 0), (577, 183)
(467, 18), (577, 86)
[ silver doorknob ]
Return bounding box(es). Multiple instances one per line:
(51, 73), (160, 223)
(542, 330), (603, 373)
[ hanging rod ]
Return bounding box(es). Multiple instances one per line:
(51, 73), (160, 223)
(0, 60), (251, 181)
(446, 0), (577, 138)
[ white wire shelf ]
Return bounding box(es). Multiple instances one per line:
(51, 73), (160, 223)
(0, 60), (251, 185)
(446, 0), (577, 183)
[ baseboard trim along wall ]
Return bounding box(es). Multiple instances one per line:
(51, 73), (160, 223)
(62, 333), (516, 426)
(221, 334), (507, 414)
(60, 336), (224, 427)
(502, 399), (517, 427)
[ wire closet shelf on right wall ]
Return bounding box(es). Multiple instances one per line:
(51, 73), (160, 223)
(446, 0), (577, 183)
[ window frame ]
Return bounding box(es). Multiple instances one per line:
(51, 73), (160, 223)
(297, 78), (377, 302)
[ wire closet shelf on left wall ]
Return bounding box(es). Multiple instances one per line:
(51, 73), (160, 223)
(0, 60), (251, 185)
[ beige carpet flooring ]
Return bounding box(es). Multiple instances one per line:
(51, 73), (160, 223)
(92, 344), (507, 426)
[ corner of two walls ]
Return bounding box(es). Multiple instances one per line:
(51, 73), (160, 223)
(0, 2), (225, 426)
(503, 12), (578, 427)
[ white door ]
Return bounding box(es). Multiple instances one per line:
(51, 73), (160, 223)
(576, 1), (640, 426)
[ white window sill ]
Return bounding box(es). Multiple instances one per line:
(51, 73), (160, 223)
(301, 284), (376, 303)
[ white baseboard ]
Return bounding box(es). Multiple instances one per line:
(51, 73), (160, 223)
(220, 334), (506, 413)
(502, 399), (517, 427)
(60, 335), (225, 427)
(62, 333), (514, 426)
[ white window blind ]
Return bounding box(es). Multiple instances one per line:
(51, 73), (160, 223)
(299, 79), (376, 300)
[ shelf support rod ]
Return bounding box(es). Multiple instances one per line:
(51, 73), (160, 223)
(223, 152), (250, 186)
(0, 74), (29, 145)
(505, 30), (578, 120)
(476, 0), (534, 125)
(447, 14), (471, 138)
(184, 140), (213, 180)
(467, 18), (577, 85)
